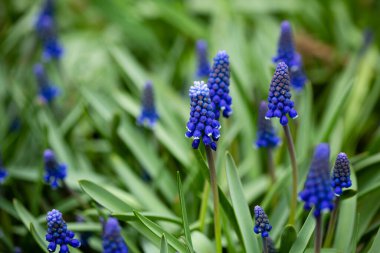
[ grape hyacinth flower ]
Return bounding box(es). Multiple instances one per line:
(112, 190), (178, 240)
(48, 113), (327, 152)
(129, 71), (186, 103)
(256, 101), (280, 148)
(45, 209), (81, 253)
(299, 143), (335, 217)
(0, 154), (7, 184)
(34, 64), (60, 104)
(254, 206), (272, 238)
(207, 51), (232, 119)
(43, 149), (67, 189)
(137, 81), (159, 128)
(102, 218), (128, 253)
(273, 21), (307, 90)
(265, 62), (298, 126)
(185, 81), (221, 151)
(331, 153), (352, 196)
(35, 0), (63, 60)
(195, 40), (211, 78)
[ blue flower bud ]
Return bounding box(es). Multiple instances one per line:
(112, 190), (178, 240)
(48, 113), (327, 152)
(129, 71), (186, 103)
(266, 62), (298, 126)
(34, 64), (60, 104)
(45, 209), (81, 252)
(186, 81), (221, 151)
(137, 81), (159, 128)
(207, 51), (232, 119)
(331, 153), (352, 196)
(102, 218), (128, 253)
(254, 206), (272, 238)
(195, 40), (211, 78)
(255, 101), (280, 148)
(299, 144), (335, 217)
(43, 149), (67, 189)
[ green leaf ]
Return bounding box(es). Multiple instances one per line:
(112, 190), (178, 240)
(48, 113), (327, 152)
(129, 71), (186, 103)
(177, 172), (194, 252)
(289, 212), (315, 253)
(368, 227), (380, 253)
(160, 234), (169, 253)
(279, 225), (297, 253)
(225, 153), (260, 253)
(113, 212), (182, 225)
(30, 223), (48, 252)
(340, 189), (357, 200)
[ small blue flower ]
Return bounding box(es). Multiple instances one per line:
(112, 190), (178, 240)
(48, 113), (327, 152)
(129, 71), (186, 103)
(273, 21), (307, 90)
(185, 81), (221, 151)
(43, 149), (67, 189)
(195, 40), (211, 78)
(102, 218), (128, 253)
(45, 209), (81, 253)
(265, 62), (298, 126)
(34, 63), (60, 104)
(255, 101), (280, 148)
(0, 154), (8, 184)
(137, 81), (159, 128)
(253, 206), (272, 238)
(35, 0), (63, 60)
(207, 51), (232, 119)
(299, 143), (335, 217)
(331, 153), (352, 196)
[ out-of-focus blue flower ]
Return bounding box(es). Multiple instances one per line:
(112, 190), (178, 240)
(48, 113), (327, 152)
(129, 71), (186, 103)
(255, 101), (280, 148)
(207, 51), (232, 119)
(45, 209), (81, 253)
(34, 63), (60, 104)
(0, 154), (8, 184)
(265, 62), (298, 126)
(273, 21), (307, 91)
(266, 237), (278, 253)
(43, 149), (67, 189)
(35, 0), (63, 60)
(331, 153), (352, 196)
(102, 218), (128, 253)
(185, 81), (221, 151)
(137, 81), (159, 128)
(195, 40), (210, 78)
(253, 206), (272, 238)
(299, 143), (335, 217)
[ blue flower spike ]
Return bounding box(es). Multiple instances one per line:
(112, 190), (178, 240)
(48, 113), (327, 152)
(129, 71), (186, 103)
(299, 143), (335, 217)
(331, 153), (352, 196)
(34, 64), (60, 104)
(185, 81), (221, 151)
(273, 21), (307, 91)
(207, 51), (232, 119)
(196, 40), (211, 78)
(265, 62), (298, 126)
(102, 218), (128, 253)
(43, 149), (67, 189)
(254, 206), (272, 238)
(35, 0), (63, 60)
(256, 101), (280, 148)
(137, 81), (159, 128)
(0, 162), (7, 184)
(45, 209), (81, 253)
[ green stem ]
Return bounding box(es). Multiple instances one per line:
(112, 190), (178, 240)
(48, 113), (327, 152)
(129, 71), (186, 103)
(283, 125), (298, 225)
(263, 237), (268, 253)
(323, 198), (340, 247)
(205, 146), (222, 253)
(315, 215), (322, 253)
(199, 181), (210, 232)
(267, 148), (276, 183)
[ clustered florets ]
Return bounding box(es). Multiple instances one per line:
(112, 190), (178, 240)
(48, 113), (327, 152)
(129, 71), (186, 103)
(331, 153), (352, 196)
(256, 101), (280, 148)
(44, 149), (67, 189)
(46, 209), (80, 253)
(299, 143), (335, 217)
(185, 81), (221, 150)
(137, 81), (159, 128)
(265, 62), (298, 126)
(253, 206), (272, 238)
(102, 218), (129, 253)
(207, 51), (232, 119)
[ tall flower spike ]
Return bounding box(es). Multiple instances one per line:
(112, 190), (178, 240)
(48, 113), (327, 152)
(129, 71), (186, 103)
(102, 218), (128, 253)
(256, 101), (280, 148)
(43, 149), (67, 189)
(331, 153), (352, 196)
(266, 62), (298, 126)
(195, 40), (211, 78)
(254, 206), (272, 238)
(299, 143), (335, 217)
(207, 51), (232, 119)
(45, 209), (81, 253)
(185, 81), (221, 151)
(273, 21), (307, 90)
(137, 81), (159, 128)
(34, 64), (60, 104)
(35, 0), (63, 60)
